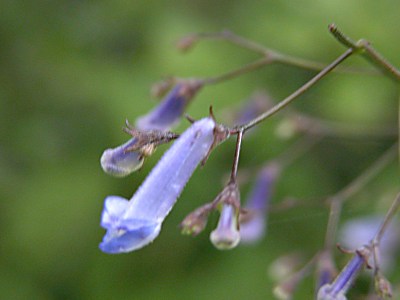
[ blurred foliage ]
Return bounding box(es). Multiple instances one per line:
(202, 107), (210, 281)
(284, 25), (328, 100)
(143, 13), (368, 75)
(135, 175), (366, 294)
(0, 0), (398, 299)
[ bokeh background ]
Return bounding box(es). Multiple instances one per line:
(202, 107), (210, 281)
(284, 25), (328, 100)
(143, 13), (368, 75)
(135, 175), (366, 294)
(1, 1), (399, 299)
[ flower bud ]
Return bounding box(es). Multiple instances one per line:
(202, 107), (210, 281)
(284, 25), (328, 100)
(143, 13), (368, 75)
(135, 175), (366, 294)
(180, 203), (213, 236)
(210, 204), (240, 250)
(375, 274), (393, 298)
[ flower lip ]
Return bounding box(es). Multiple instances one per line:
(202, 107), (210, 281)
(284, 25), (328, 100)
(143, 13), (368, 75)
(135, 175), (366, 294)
(99, 221), (162, 254)
(99, 195), (163, 253)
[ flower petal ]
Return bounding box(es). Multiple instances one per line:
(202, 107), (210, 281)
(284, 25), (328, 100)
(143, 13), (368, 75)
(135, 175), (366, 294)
(100, 195), (130, 229)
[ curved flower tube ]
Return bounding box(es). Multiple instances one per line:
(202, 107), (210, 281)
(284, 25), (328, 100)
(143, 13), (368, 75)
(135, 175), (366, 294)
(240, 163), (280, 243)
(100, 81), (203, 178)
(136, 81), (202, 131)
(99, 117), (216, 253)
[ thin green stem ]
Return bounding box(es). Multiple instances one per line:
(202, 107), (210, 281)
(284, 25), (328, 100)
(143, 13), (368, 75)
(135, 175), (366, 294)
(370, 192), (400, 297)
(193, 30), (275, 55)
(229, 130), (243, 183)
(235, 49), (354, 133)
(329, 23), (400, 82)
(201, 57), (272, 85)
(334, 143), (398, 202)
(324, 197), (343, 250)
(274, 135), (322, 169)
(274, 254), (318, 298)
(188, 30), (375, 74)
(373, 192), (400, 245)
(286, 112), (398, 139)
(323, 143), (398, 251)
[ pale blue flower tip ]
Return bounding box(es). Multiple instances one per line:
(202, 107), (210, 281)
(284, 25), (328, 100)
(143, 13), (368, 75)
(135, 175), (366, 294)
(100, 139), (144, 177)
(210, 205), (240, 250)
(317, 284), (347, 300)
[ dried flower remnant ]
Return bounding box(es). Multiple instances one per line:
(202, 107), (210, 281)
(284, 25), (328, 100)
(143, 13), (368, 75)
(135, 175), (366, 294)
(180, 203), (214, 236)
(150, 77), (175, 98)
(239, 163), (280, 243)
(273, 254), (317, 300)
(268, 252), (305, 282)
(317, 248), (370, 300)
(123, 121), (179, 154)
(375, 275), (393, 298)
(136, 80), (203, 131)
(99, 117), (230, 253)
(210, 183), (241, 250)
(176, 34), (198, 52)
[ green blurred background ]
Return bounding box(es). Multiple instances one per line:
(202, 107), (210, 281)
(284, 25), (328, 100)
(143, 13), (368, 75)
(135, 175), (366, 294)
(1, 1), (398, 299)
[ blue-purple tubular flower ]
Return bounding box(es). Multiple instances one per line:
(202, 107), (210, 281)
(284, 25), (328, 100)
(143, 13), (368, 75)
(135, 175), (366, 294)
(100, 81), (202, 178)
(339, 216), (400, 272)
(240, 163), (280, 243)
(317, 252), (366, 300)
(136, 81), (202, 131)
(99, 117), (216, 253)
(100, 138), (144, 177)
(210, 204), (240, 250)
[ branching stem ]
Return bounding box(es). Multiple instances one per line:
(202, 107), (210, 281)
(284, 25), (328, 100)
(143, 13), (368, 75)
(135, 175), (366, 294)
(329, 23), (400, 82)
(229, 130), (243, 183)
(186, 30), (375, 74)
(323, 143), (398, 250)
(235, 49), (354, 133)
